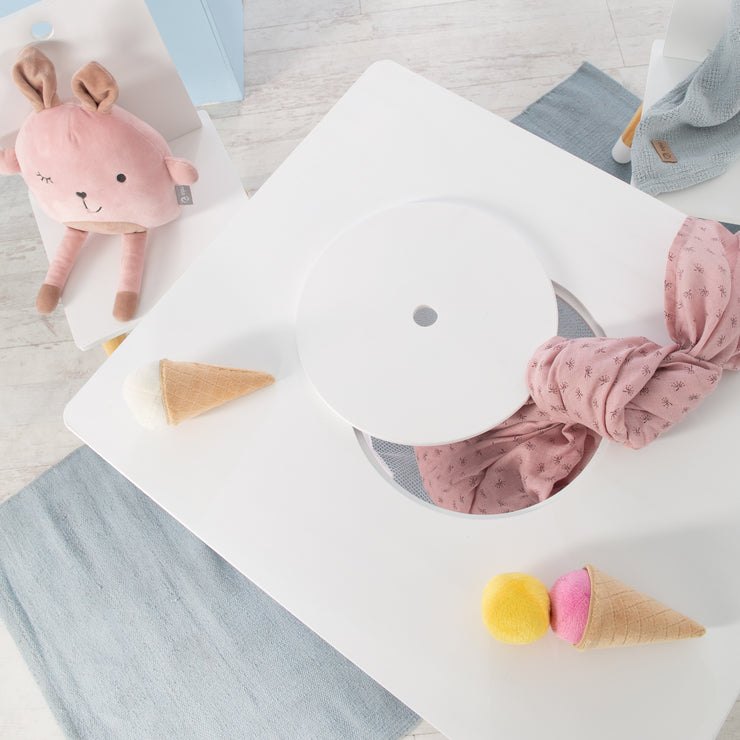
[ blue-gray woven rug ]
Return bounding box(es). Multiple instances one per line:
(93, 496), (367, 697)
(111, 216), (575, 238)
(0, 62), (639, 739)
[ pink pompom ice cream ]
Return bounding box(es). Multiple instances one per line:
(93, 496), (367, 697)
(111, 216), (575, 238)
(549, 565), (705, 650)
(550, 567), (591, 645)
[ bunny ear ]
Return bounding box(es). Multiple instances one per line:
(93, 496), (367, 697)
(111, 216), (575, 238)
(12, 46), (61, 112)
(71, 61), (118, 113)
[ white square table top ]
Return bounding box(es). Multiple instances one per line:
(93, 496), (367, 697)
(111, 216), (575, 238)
(64, 62), (740, 740)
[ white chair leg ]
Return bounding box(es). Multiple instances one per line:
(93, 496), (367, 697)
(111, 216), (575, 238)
(611, 103), (643, 164)
(612, 137), (633, 164)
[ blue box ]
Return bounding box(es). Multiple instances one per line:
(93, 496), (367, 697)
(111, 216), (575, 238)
(0, 0), (244, 105)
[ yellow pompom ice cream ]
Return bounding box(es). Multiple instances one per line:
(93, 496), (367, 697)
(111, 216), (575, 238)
(481, 572), (551, 644)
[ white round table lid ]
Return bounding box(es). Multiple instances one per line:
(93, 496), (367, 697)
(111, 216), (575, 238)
(296, 200), (557, 445)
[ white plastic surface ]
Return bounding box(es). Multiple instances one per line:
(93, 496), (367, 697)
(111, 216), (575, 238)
(663, 0), (729, 62)
(64, 63), (740, 740)
(296, 200), (557, 445)
(643, 40), (698, 109)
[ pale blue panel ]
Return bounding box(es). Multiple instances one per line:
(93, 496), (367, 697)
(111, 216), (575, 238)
(0, 0), (244, 105)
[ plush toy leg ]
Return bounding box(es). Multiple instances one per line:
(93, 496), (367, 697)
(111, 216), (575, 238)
(36, 227), (89, 314)
(113, 231), (147, 322)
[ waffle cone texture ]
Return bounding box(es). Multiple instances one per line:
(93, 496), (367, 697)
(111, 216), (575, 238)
(575, 564), (705, 650)
(160, 360), (274, 425)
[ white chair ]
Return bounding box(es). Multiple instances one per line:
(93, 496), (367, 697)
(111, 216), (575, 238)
(612, 0), (739, 224)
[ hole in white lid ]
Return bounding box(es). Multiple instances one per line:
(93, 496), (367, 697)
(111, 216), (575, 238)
(413, 305), (438, 327)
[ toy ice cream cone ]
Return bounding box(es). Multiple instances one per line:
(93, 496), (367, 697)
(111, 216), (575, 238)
(124, 359), (275, 428)
(572, 564), (705, 650)
(486, 565), (706, 650)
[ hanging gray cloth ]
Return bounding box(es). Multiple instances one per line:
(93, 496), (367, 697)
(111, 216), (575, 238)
(631, 0), (740, 196)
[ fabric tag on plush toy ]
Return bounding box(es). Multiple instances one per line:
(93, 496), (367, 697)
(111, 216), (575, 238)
(175, 185), (194, 205)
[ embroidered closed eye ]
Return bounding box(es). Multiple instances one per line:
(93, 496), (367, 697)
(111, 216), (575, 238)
(35, 171), (53, 183)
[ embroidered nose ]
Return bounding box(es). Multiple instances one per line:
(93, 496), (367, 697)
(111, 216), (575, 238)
(76, 191), (86, 199)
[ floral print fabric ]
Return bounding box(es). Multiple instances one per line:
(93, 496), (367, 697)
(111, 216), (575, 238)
(415, 217), (740, 515)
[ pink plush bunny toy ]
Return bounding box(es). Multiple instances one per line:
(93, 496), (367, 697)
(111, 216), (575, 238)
(0, 46), (199, 322)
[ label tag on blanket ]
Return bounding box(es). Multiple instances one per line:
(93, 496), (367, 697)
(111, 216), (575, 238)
(175, 185), (194, 205)
(651, 140), (678, 163)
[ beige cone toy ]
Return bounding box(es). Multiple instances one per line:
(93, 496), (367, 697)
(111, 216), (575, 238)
(573, 564), (706, 650)
(123, 359), (275, 429)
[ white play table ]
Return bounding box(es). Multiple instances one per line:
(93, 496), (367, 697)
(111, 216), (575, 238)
(64, 62), (740, 739)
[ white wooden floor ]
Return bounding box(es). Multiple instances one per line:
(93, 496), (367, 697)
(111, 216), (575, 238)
(2, 0), (740, 737)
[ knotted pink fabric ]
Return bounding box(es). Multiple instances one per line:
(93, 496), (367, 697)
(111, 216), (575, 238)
(415, 217), (740, 515)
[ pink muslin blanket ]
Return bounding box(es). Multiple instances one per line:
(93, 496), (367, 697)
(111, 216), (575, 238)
(415, 217), (740, 515)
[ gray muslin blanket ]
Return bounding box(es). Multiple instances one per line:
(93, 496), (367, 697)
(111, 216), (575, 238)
(631, 0), (740, 196)
(0, 446), (418, 739)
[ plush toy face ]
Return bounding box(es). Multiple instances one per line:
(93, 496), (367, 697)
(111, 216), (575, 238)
(3, 46), (198, 235)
